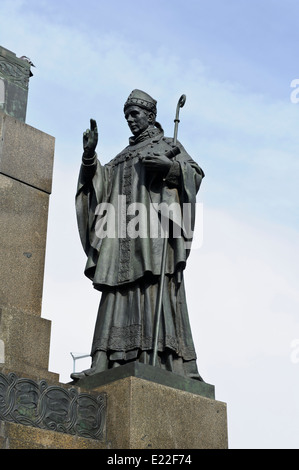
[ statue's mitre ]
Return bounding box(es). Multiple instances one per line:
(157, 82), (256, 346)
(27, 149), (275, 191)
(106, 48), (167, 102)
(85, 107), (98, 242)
(124, 89), (157, 115)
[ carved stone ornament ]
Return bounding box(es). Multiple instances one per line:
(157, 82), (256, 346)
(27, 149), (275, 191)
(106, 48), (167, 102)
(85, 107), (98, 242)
(0, 57), (30, 89)
(0, 372), (106, 440)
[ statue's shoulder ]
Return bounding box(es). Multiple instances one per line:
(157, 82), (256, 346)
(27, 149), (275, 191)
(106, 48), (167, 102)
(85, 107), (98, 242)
(162, 136), (174, 145)
(161, 136), (188, 155)
(153, 135), (180, 149)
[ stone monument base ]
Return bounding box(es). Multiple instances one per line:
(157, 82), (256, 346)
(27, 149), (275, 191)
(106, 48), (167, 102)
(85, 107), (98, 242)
(0, 364), (228, 449)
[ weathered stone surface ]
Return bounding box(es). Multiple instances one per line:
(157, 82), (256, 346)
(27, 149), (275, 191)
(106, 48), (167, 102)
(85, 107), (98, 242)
(0, 340), (4, 364)
(0, 111), (55, 193)
(0, 307), (58, 382)
(0, 173), (49, 315)
(128, 378), (228, 449)
(0, 421), (105, 449)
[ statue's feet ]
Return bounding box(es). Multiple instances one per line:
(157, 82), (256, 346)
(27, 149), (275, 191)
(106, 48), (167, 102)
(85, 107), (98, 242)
(71, 372), (83, 380)
(70, 369), (91, 380)
(70, 350), (108, 381)
(189, 372), (204, 382)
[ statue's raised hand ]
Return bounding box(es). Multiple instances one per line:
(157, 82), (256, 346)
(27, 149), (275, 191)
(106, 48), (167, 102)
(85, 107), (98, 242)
(83, 119), (98, 158)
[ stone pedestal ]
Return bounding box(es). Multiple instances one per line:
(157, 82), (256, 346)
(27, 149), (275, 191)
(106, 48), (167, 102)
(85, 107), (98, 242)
(0, 364), (228, 449)
(74, 363), (228, 449)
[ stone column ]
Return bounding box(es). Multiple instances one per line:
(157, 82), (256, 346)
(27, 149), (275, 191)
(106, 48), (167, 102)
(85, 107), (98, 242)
(0, 47), (58, 382)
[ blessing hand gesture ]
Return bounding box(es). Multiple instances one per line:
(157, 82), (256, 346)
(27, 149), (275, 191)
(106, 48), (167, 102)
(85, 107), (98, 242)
(83, 119), (98, 158)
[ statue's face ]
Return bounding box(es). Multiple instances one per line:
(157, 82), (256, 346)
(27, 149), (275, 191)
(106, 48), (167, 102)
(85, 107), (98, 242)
(125, 106), (152, 136)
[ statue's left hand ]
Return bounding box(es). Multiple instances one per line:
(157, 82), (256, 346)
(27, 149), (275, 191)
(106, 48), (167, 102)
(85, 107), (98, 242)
(142, 153), (172, 175)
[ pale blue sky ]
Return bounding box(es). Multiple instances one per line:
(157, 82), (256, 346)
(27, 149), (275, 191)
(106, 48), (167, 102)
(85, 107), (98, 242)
(1, 0), (299, 449)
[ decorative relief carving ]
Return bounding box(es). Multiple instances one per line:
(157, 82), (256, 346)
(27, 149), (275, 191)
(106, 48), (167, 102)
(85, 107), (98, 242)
(0, 58), (30, 88)
(0, 372), (106, 440)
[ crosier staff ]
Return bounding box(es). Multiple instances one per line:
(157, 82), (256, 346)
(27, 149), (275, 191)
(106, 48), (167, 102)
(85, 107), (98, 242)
(151, 94), (186, 367)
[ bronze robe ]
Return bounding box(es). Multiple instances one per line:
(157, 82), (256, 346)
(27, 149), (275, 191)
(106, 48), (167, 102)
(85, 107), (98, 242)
(76, 127), (204, 378)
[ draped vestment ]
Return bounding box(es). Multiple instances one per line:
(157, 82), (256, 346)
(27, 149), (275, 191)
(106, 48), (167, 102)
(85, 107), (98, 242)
(76, 126), (204, 378)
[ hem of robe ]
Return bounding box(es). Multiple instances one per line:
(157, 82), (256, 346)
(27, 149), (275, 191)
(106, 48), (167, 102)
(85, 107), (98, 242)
(90, 274), (198, 362)
(89, 348), (203, 381)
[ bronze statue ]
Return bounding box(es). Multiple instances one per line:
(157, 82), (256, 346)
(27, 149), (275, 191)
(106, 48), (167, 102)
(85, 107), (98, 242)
(71, 90), (204, 381)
